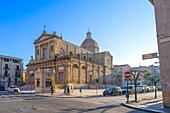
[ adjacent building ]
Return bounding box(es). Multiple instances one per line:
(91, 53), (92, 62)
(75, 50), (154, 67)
(112, 64), (131, 86)
(23, 70), (27, 85)
(150, 0), (170, 107)
(132, 65), (161, 88)
(0, 55), (23, 89)
(27, 30), (113, 92)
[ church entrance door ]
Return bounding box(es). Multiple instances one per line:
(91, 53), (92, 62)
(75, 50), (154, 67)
(59, 72), (64, 84)
(89, 75), (92, 84)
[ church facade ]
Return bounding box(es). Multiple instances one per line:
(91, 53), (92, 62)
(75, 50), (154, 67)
(27, 30), (113, 92)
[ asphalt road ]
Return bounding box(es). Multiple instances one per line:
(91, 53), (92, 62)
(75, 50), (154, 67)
(0, 92), (154, 113)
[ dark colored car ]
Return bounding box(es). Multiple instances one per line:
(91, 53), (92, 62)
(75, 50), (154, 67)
(0, 85), (5, 91)
(103, 86), (122, 96)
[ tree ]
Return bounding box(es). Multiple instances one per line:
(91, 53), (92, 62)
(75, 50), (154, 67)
(129, 70), (143, 102)
(143, 70), (160, 98)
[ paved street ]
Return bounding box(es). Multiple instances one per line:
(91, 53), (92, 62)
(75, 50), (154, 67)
(0, 91), (161, 113)
(0, 95), (145, 113)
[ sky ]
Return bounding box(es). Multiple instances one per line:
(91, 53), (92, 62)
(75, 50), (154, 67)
(0, 0), (159, 69)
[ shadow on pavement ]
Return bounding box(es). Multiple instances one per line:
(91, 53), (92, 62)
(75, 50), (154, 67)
(59, 105), (120, 113)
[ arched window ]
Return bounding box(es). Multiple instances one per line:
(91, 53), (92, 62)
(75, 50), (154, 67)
(77, 54), (80, 58)
(84, 56), (86, 60)
(51, 45), (54, 52)
(70, 52), (73, 57)
(82, 66), (86, 70)
(89, 58), (92, 62)
(73, 64), (78, 68)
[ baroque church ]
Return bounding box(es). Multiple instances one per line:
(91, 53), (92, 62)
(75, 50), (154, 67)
(27, 30), (113, 92)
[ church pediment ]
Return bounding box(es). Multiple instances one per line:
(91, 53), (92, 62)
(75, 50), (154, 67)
(34, 31), (60, 44)
(34, 35), (51, 44)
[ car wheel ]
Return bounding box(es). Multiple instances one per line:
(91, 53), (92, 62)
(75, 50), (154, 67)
(142, 89), (144, 93)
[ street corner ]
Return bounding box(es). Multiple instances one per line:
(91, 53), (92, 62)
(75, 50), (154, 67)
(122, 101), (164, 113)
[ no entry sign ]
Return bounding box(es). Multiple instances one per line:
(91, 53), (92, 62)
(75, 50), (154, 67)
(124, 71), (131, 79)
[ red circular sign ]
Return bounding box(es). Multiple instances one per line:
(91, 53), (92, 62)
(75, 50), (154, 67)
(124, 71), (131, 79)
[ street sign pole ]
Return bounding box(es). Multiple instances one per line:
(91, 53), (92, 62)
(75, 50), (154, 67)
(124, 71), (131, 103)
(127, 79), (129, 103)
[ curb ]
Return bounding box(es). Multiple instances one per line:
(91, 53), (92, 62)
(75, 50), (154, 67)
(35, 94), (103, 98)
(122, 102), (165, 113)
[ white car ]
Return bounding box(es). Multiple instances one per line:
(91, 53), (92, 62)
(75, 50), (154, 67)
(8, 86), (20, 93)
(137, 85), (150, 93)
(150, 86), (157, 92)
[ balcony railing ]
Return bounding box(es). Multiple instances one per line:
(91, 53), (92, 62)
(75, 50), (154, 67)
(3, 73), (10, 77)
(3, 67), (10, 70)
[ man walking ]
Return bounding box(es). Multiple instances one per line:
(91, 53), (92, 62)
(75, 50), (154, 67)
(51, 86), (54, 95)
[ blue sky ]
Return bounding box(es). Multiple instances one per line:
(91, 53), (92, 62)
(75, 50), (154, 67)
(0, 0), (159, 69)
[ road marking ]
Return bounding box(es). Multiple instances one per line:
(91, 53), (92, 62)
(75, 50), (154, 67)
(0, 94), (24, 103)
(0, 99), (24, 103)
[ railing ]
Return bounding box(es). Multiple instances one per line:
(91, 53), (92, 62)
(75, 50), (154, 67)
(3, 73), (10, 77)
(3, 67), (10, 70)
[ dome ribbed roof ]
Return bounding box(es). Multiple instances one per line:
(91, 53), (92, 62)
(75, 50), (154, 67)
(81, 38), (99, 49)
(80, 31), (99, 52)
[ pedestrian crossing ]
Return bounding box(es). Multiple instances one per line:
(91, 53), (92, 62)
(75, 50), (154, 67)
(0, 94), (27, 102)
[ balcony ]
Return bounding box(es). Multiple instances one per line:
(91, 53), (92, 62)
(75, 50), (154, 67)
(3, 67), (10, 70)
(3, 73), (10, 77)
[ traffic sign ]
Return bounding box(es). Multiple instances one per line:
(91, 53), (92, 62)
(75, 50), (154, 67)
(142, 52), (158, 60)
(124, 71), (131, 79)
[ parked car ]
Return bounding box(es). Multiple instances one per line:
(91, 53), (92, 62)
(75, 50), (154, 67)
(8, 86), (20, 93)
(150, 86), (157, 92)
(0, 85), (5, 91)
(137, 85), (150, 93)
(121, 85), (135, 94)
(103, 86), (122, 96)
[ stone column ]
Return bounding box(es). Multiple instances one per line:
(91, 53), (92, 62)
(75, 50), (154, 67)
(67, 64), (71, 84)
(78, 60), (81, 84)
(40, 69), (45, 90)
(151, 0), (170, 107)
(65, 59), (71, 84)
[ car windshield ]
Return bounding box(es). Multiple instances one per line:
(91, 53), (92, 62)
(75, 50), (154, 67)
(137, 86), (143, 88)
(105, 87), (114, 91)
(122, 86), (133, 89)
(10, 86), (17, 88)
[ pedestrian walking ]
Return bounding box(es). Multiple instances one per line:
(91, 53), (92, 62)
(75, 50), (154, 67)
(51, 86), (54, 95)
(80, 88), (82, 95)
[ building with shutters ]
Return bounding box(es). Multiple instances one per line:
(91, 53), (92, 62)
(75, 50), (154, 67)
(0, 55), (23, 90)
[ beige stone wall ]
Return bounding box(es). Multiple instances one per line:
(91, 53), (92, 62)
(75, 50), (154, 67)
(152, 0), (170, 107)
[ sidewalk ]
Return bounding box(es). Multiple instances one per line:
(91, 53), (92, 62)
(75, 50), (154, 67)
(122, 97), (170, 113)
(36, 89), (104, 98)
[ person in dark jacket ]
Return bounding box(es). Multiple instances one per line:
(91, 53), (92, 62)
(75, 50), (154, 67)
(51, 86), (54, 95)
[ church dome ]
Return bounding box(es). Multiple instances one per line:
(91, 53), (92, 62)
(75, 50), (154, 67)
(81, 31), (99, 53)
